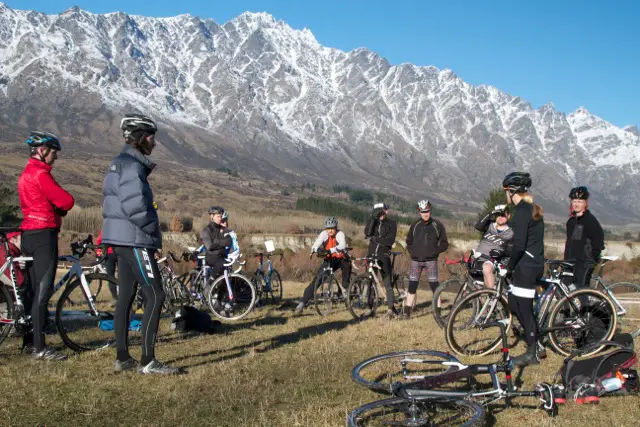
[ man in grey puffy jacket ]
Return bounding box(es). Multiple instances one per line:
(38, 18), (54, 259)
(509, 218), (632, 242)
(102, 114), (180, 375)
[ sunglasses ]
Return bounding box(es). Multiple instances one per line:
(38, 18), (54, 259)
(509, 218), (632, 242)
(420, 210), (431, 214)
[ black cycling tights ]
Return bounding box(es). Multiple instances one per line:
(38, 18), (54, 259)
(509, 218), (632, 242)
(508, 266), (543, 347)
(113, 246), (165, 365)
(21, 229), (59, 351)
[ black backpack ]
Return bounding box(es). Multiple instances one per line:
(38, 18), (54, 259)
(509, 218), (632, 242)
(171, 305), (221, 335)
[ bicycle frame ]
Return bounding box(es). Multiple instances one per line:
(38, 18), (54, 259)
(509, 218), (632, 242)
(591, 257), (631, 317)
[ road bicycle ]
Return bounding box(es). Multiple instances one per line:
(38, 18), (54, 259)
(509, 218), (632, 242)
(346, 251), (408, 321)
(0, 228), (119, 352)
(445, 257), (618, 358)
(348, 319), (558, 426)
(206, 251), (256, 321)
(157, 250), (195, 310)
(252, 251), (283, 305)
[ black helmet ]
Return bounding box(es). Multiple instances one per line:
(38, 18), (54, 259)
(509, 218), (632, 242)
(569, 186), (589, 200)
(503, 172), (532, 194)
(25, 131), (62, 151)
(208, 206), (225, 215)
(121, 114), (157, 140)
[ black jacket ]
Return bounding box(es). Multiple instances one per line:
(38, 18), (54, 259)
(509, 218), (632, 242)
(506, 201), (544, 271)
(365, 216), (397, 257)
(564, 210), (604, 267)
(406, 218), (449, 261)
(200, 223), (233, 264)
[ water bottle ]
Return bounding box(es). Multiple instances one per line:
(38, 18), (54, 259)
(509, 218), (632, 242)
(600, 377), (623, 392)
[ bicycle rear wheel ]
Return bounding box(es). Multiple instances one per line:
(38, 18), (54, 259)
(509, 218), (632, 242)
(314, 273), (339, 317)
(207, 273), (256, 321)
(433, 279), (477, 329)
(547, 288), (617, 357)
(347, 275), (379, 321)
(445, 289), (511, 357)
(56, 273), (117, 352)
(606, 281), (640, 338)
(347, 397), (486, 427)
(268, 270), (283, 304)
(393, 274), (409, 309)
(0, 285), (15, 346)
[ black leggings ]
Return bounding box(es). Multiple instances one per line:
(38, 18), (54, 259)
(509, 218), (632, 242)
(113, 246), (165, 364)
(508, 266), (543, 347)
(377, 256), (394, 309)
(301, 258), (352, 304)
(21, 229), (59, 351)
(104, 252), (118, 299)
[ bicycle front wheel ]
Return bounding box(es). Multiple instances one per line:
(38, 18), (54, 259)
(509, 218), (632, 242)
(347, 397), (486, 427)
(347, 275), (379, 321)
(606, 281), (640, 338)
(207, 273), (257, 321)
(314, 273), (339, 317)
(56, 273), (117, 352)
(433, 279), (477, 329)
(445, 289), (511, 357)
(0, 285), (15, 346)
(547, 288), (617, 357)
(351, 350), (461, 393)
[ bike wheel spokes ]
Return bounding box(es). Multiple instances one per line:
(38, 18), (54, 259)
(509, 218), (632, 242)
(348, 276), (378, 321)
(347, 397), (485, 427)
(208, 274), (256, 321)
(0, 285), (15, 345)
(270, 270), (283, 304)
(433, 279), (468, 329)
(314, 274), (336, 317)
(446, 290), (510, 357)
(606, 282), (640, 338)
(56, 274), (117, 352)
(548, 289), (617, 356)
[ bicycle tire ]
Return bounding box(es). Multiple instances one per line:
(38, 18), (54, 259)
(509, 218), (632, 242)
(433, 279), (477, 329)
(0, 285), (15, 346)
(253, 272), (266, 302)
(605, 281), (640, 338)
(207, 273), (256, 321)
(393, 274), (409, 309)
(347, 397), (486, 427)
(314, 272), (339, 317)
(351, 350), (460, 393)
(445, 289), (511, 357)
(347, 275), (379, 321)
(269, 269), (284, 304)
(547, 288), (617, 357)
(55, 273), (118, 352)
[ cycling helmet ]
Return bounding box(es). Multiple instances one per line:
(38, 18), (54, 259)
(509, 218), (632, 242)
(221, 212), (229, 221)
(373, 202), (389, 210)
(569, 186), (589, 200)
(25, 131), (62, 151)
(324, 216), (338, 229)
(502, 172), (532, 194)
(208, 206), (224, 215)
(121, 114), (157, 140)
(417, 199), (431, 212)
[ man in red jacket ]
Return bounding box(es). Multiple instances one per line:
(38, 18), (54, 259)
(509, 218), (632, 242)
(18, 131), (74, 360)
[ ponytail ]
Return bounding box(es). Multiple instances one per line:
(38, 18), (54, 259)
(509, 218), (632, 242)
(519, 192), (544, 221)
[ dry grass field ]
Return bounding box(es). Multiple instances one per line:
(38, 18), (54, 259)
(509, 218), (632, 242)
(1, 282), (639, 427)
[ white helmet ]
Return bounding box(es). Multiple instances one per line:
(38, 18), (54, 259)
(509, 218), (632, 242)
(417, 199), (431, 212)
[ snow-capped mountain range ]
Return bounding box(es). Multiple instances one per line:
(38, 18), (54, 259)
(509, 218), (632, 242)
(0, 4), (638, 222)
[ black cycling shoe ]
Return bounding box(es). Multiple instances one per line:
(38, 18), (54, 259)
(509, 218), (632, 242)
(511, 346), (540, 367)
(32, 347), (68, 361)
(114, 358), (139, 373)
(138, 359), (182, 375)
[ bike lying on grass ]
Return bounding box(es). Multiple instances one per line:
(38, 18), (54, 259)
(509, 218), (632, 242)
(348, 320), (558, 426)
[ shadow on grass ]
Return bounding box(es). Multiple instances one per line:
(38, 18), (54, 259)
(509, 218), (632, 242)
(166, 318), (355, 369)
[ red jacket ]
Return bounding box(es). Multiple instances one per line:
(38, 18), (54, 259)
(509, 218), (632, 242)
(18, 158), (75, 231)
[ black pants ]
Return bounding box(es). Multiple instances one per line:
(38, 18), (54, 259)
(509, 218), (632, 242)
(301, 258), (352, 304)
(105, 252), (119, 299)
(508, 265), (543, 347)
(573, 263), (594, 289)
(205, 257), (226, 284)
(21, 229), (58, 351)
(113, 246), (165, 364)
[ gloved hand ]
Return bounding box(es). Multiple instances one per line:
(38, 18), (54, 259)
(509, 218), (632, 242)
(316, 248), (328, 257)
(504, 269), (513, 280)
(371, 208), (384, 219)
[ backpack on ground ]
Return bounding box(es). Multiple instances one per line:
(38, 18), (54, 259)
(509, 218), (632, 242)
(555, 333), (639, 404)
(171, 305), (221, 334)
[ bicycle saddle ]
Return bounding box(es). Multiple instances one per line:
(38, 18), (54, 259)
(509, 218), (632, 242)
(546, 259), (575, 269)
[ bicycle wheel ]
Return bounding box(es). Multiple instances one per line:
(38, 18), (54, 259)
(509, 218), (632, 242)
(253, 272), (266, 303)
(433, 279), (477, 329)
(347, 275), (379, 321)
(0, 285), (15, 346)
(393, 274), (409, 309)
(547, 288), (617, 357)
(268, 270), (283, 304)
(314, 273), (339, 317)
(606, 282), (640, 338)
(445, 289), (511, 357)
(56, 273), (117, 352)
(351, 350), (461, 393)
(347, 397), (486, 427)
(207, 273), (257, 321)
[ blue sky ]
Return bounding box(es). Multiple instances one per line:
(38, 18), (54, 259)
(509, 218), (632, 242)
(6, 0), (639, 127)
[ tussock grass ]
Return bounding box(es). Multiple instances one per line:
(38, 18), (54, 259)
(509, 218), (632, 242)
(1, 282), (638, 426)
